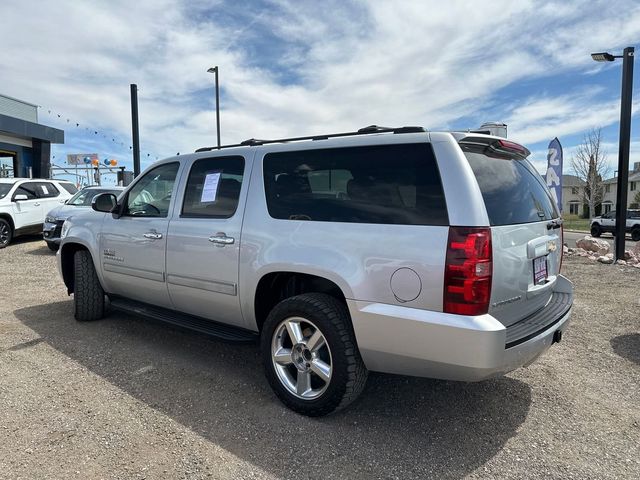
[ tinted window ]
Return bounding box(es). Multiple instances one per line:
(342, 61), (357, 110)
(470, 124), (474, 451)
(35, 182), (60, 198)
(13, 183), (38, 200)
(0, 182), (15, 199)
(182, 156), (244, 218)
(124, 163), (179, 217)
(463, 146), (559, 226)
(263, 144), (448, 225)
(59, 183), (78, 194)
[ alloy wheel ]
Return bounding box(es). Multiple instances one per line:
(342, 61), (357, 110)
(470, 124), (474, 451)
(271, 317), (332, 400)
(0, 222), (9, 246)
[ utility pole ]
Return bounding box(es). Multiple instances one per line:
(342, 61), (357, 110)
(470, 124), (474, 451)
(130, 84), (141, 177)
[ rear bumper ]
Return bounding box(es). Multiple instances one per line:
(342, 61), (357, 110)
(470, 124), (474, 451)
(349, 275), (573, 381)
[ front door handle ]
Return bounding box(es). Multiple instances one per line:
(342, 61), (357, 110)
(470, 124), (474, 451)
(208, 232), (234, 246)
(34, 202), (41, 206)
(143, 231), (163, 240)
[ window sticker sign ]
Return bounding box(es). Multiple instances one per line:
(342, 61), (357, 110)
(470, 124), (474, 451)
(201, 171), (221, 202)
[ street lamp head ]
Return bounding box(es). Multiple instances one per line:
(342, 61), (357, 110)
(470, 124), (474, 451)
(207, 66), (218, 73)
(591, 52), (616, 62)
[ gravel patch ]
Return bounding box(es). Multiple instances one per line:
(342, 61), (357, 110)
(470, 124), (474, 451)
(0, 237), (638, 479)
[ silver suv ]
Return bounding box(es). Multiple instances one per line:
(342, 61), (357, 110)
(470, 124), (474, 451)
(57, 126), (573, 416)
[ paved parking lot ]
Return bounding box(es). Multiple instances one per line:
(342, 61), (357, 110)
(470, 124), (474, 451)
(1, 237), (639, 479)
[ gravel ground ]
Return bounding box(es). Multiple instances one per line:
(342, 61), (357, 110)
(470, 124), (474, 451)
(0, 237), (638, 480)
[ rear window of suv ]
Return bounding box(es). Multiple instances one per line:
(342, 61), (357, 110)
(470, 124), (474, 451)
(59, 182), (78, 194)
(462, 145), (559, 226)
(263, 143), (448, 226)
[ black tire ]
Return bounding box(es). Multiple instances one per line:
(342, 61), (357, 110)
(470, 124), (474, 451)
(590, 224), (602, 237)
(46, 241), (59, 252)
(632, 228), (640, 242)
(0, 218), (12, 248)
(261, 293), (368, 417)
(73, 250), (105, 321)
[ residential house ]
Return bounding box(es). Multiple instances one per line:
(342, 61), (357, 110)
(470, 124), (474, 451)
(560, 174), (585, 215)
(601, 162), (640, 213)
(557, 163), (640, 217)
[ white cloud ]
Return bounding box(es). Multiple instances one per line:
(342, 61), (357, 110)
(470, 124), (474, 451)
(503, 88), (640, 145)
(1, 0), (639, 171)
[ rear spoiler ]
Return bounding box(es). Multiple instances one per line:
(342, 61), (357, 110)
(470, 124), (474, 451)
(459, 136), (530, 160)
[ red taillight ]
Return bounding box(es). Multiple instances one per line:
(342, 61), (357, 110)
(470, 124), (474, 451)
(444, 227), (492, 316)
(497, 139), (527, 155)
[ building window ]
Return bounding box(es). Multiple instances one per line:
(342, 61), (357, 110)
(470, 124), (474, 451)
(571, 187), (579, 195)
(631, 182), (637, 191)
(569, 202), (579, 215)
(603, 203), (612, 214)
(605, 184), (610, 194)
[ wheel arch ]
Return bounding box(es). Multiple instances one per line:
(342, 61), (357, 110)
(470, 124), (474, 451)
(254, 271), (349, 333)
(0, 212), (15, 231)
(60, 242), (90, 294)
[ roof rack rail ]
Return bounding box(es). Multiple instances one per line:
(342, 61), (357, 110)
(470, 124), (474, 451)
(195, 125), (426, 152)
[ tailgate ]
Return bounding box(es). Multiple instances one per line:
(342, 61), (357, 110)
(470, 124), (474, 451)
(490, 222), (561, 326)
(460, 136), (562, 327)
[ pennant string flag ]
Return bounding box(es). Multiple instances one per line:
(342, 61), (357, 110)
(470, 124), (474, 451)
(39, 104), (162, 161)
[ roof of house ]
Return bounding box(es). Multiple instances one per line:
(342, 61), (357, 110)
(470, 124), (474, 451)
(602, 170), (640, 184)
(561, 174), (585, 187)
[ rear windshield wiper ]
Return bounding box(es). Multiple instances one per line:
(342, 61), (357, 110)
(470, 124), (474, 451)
(546, 219), (563, 230)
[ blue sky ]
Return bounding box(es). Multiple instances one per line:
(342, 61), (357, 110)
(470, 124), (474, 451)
(2, 0), (640, 185)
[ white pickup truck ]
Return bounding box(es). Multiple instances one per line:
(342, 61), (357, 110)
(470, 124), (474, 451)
(590, 209), (640, 241)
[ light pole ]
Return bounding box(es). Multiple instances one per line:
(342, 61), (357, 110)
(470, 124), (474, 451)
(207, 66), (221, 149)
(591, 47), (634, 262)
(130, 84), (141, 177)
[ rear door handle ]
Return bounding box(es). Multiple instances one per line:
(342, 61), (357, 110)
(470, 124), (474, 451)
(208, 232), (234, 246)
(143, 231), (163, 240)
(34, 202), (41, 206)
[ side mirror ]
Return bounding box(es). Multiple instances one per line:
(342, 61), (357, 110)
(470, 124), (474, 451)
(13, 194), (28, 202)
(92, 193), (117, 213)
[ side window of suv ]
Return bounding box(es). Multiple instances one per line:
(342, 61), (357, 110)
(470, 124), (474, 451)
(181, 156), (245, 218)
(13, 183), (38, 200)
(124, 162), (179, 217)
(34, 182), (60, 198)
(263, 143), (448, 225)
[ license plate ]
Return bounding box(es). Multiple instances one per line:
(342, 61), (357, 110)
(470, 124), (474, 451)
(533, 256), (548, 285)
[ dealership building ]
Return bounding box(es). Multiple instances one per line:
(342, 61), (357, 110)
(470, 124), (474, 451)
(0, 93), (64, 178)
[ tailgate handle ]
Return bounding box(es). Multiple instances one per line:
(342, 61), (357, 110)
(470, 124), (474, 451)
(527, 235), (558, 259)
